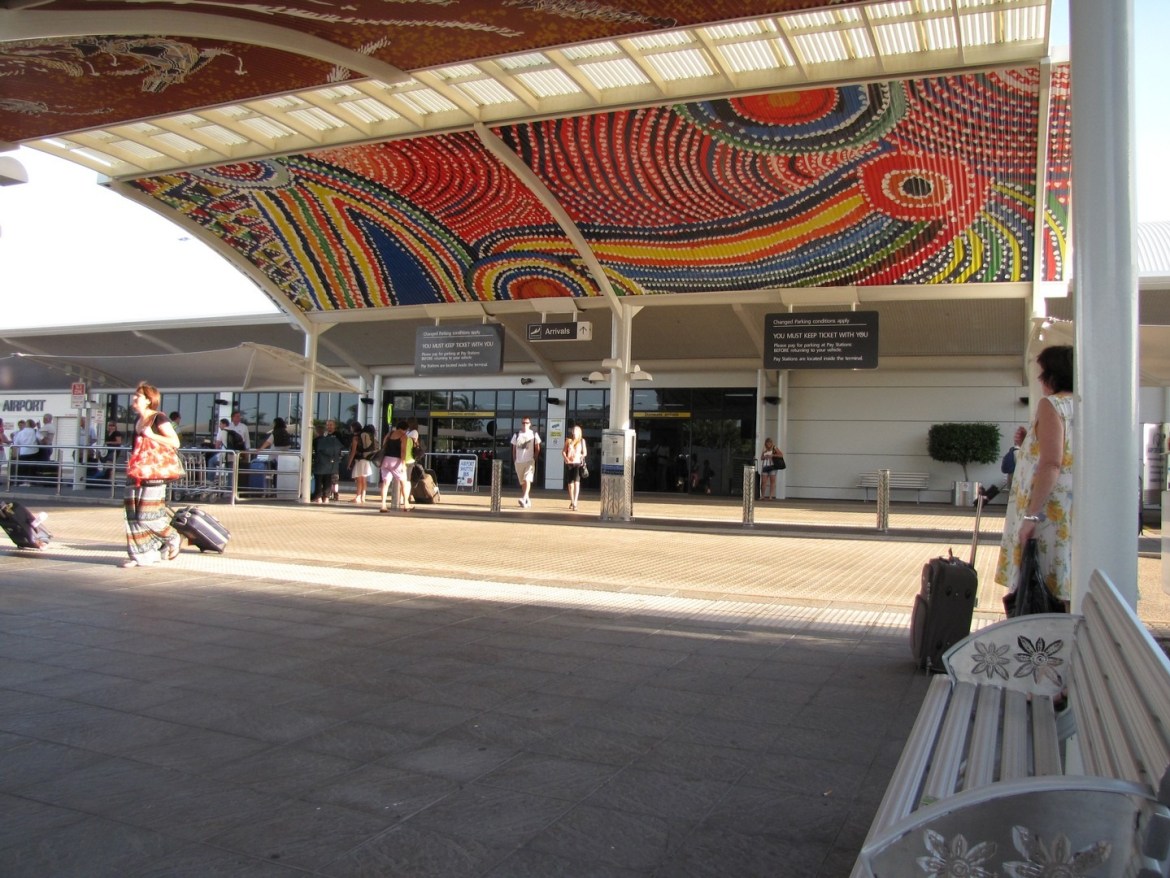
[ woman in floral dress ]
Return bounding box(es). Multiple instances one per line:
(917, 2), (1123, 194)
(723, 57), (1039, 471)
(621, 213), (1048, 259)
(995, 345), (1074, 604)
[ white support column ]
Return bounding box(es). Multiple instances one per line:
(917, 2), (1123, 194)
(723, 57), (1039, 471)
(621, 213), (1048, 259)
(1070, 0), (1140, 608)
(299, 328), (319, 504)
(372, 374), (384, 437)
(609, 304), (637, 430)
(777, 370), (789, 500)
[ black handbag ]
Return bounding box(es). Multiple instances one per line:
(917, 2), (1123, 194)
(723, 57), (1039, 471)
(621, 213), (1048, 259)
(1003, 538), (1065, 617)
(775, 454), (786, 470)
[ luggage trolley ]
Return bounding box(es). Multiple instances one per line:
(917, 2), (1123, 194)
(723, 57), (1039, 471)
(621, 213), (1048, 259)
(170, 449), (231, 503)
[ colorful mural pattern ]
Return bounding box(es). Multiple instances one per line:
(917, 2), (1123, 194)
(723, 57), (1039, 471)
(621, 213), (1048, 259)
(129, 66), (1072, 312)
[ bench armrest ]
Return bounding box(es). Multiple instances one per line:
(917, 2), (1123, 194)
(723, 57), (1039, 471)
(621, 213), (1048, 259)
(942, 614), (1081, 698)
(855, 776), (1165, 878)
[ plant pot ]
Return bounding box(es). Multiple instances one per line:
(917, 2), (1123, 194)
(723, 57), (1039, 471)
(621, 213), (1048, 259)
(953, 481), (979, 506)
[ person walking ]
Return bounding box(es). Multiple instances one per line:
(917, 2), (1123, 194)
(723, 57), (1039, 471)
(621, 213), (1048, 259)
(995, 345), (1074, 607)
(562, 424), (587, 511)
(347, 423), (377, 504)
(120, 382), (182, 569)
(377, 420), (412, 513)
(511, 417), (541, 508)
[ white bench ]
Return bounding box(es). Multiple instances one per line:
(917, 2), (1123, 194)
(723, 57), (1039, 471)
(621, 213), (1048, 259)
(852, 570), (1170, 878)
(859, 471), (930, 503)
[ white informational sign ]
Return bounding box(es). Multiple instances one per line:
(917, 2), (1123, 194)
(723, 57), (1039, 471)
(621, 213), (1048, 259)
(457, 458), (476, 488)
(601, 430), (629, 475)
(548, 418), (565, 450)
(70, 382), (86, 409)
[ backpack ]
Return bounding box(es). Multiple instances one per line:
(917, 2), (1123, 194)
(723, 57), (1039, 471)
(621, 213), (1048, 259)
(224, 429), (246, 452)
(411, 469), (440, 504)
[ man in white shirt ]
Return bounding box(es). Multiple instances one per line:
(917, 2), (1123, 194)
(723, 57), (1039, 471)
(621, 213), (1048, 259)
(227, 411), (251, 450)
(12, 419), (41, 486)
(510, 418), (541, 508)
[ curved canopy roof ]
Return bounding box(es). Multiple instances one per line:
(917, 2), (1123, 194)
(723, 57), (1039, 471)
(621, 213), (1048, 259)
(1, 0), (1073, 381)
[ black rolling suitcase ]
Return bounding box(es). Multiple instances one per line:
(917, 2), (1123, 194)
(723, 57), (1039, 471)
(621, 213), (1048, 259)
(910, 493), (983, 672)
(171, 506), (230, 553)
(0, 500), (51, 550)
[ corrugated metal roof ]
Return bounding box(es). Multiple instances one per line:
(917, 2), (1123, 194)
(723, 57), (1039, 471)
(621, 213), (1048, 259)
(1138, 221), (1170, 277)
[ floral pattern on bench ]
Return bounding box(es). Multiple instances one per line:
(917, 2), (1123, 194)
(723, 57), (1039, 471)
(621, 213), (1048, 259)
(918, 825), (1111, 877)
(970, 636), (1065, 687)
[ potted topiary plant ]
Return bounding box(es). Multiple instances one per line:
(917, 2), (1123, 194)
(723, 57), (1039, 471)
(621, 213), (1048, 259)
(927, 423), (1002, 505)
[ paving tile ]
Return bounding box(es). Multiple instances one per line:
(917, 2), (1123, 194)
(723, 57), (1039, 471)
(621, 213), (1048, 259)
(305, 763), (459, 819)
(325, 823), (509, 878)
(409, 783), (574, 847)
(204, 799), (390, 871)
(477, 752), (620, 802)
(525, 802), (680, 872)
(0, 815), (188, 878)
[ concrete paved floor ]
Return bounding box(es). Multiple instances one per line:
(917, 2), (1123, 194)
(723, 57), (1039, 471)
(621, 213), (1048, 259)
(1, 492), (1165, 876)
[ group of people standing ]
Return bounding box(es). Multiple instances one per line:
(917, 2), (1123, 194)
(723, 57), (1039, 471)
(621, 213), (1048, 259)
(1, 414), (56, 486)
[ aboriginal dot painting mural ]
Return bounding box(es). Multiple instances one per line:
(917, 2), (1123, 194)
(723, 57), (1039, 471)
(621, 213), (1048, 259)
(128, 64), (1071, 314)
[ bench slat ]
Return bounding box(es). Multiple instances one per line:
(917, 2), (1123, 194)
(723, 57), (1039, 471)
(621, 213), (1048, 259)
(1077, 622), (1144, 783)
(1085, 581), (1170, 797)
(963, 683), (1003, 791)
(922, 681), (977, 804)
(1000, 689), (1029, 780)
(863, 674), (954, 837)
(1031, 694), (1062, 776)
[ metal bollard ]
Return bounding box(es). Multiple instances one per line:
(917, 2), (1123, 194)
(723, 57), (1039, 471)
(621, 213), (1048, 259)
(876, 468), (890, 532)
(742, 465), (756, 527)
(490, 458), (502, 514)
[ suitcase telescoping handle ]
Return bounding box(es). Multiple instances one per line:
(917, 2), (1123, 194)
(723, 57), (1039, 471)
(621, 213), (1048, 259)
(969, 487), (984, 566)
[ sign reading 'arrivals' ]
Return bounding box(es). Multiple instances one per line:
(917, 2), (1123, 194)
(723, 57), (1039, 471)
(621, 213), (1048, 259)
(764, 311), (879, 370)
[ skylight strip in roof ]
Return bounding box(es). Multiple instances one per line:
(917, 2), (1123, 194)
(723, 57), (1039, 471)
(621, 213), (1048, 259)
(433, 64), (481, 80)
(873, 21), (922, 55)
(628, 32), (693, 49)
(1003, 6), (1045, 41)
(240, 117), (297, 140)
(960, 11), (997, 46)
(704, 21), (765, 39)
(396, 89), (460, 114)
(457, 78), (521, 106)
(198, 125), (250, 147)
(317, 85), (363, 99)
(866, 1), (915, 20)
(344, 98), (401, 123)
(496, 53), (549, 70)
(72, 148), (121, 170)
(644, 48), (714, 81)
(262, 96), (310, 110)
(562, 42), (621, 60)
(577, 58), (651, 89)
(794, 31), (851, 64)
(287, 107), (348, 131)
(923, 17), (959, 50)
(516, 69), (582, 98)
(151, 132), (204, 153)
(718, 40), (785, 73)
(111, 140), (166, 160)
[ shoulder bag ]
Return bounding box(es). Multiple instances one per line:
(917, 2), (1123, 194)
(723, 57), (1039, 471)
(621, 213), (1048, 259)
(126, 434), (186, 482)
